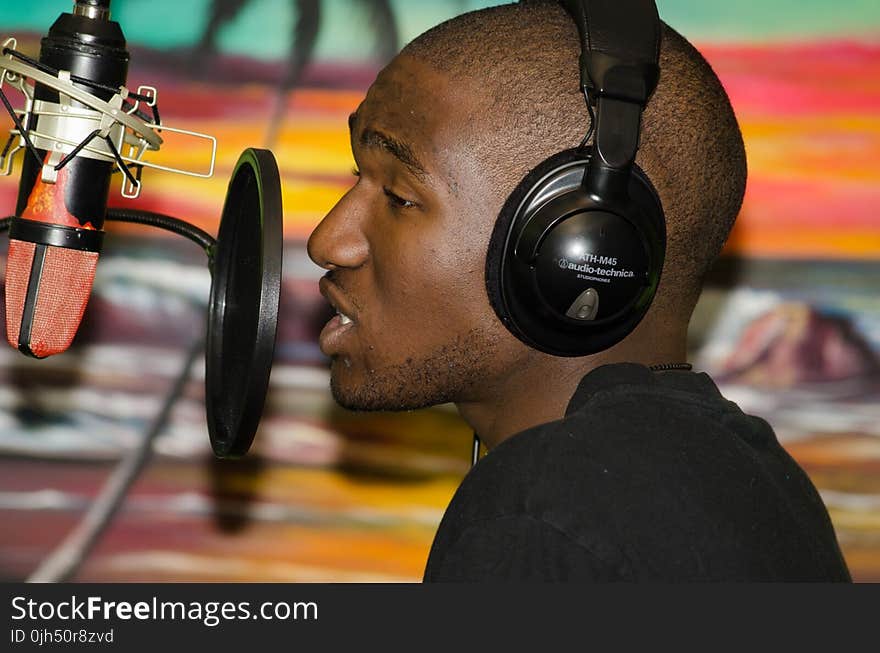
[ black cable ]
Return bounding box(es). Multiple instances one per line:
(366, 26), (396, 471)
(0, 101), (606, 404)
(27, 333), (206, 583)
(578, 87), (596, 149)
(105, 209), (216, 260)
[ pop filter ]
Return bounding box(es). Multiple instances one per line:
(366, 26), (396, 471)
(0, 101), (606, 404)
(206, 148), (283, 458)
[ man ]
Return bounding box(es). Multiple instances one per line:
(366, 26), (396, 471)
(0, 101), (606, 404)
(307, 1), (851, 581)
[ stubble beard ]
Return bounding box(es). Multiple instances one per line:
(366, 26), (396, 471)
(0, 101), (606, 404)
(329, 327), (502, 412)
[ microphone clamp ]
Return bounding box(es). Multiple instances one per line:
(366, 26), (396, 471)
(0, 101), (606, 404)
(0, 39), (216, 199)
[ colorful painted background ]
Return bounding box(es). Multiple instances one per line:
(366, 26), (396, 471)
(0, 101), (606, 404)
(0, 0), (878, 582)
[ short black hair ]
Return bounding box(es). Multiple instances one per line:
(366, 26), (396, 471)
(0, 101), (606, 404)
(403, 1), (747, 319)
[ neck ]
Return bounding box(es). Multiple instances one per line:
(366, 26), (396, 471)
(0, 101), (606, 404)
(456, 319), (688, 450)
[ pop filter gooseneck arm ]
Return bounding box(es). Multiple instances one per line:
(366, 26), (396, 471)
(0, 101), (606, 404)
(105, 209), (217, 258)
(0, 210), (217, 254)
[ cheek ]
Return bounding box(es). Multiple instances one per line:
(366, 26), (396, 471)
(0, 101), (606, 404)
(370, 233), (491, 348)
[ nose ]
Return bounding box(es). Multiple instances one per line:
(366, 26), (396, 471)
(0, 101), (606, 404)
(307, 190), (369, 271)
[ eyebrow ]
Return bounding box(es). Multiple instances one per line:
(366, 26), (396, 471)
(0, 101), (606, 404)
(348, 112), (428, 182)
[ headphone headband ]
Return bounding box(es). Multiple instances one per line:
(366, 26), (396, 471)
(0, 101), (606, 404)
(559, 0), (661, 105)
(558, 0), (661, 199)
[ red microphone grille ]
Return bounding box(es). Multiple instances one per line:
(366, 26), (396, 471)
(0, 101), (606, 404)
(6, 239), (98, 358)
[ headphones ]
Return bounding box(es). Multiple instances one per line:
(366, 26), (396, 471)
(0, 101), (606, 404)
(485, 0), (665, 357)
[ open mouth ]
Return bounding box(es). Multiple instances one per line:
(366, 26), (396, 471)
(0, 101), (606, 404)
(319, 300), (357, 356)
(318, 277), (358, 355)
(320, 311), (356, 356)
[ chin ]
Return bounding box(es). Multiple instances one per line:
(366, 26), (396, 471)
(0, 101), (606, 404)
(329, 378), (429, 412)
(328, 357), (448, 412)
(326, 328), (499, 411)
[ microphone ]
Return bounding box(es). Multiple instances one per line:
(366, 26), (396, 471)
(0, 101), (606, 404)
(4, 0), (126, 358)
(1, 0), (282, 458)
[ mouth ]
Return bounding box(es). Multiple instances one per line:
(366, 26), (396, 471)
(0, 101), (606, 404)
(337, 309), (353, 326)
(318, 277), (358, 355)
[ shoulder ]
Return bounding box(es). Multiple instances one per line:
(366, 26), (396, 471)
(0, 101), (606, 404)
(425, 416), (639, 581)
(426, 367), (845, 581)
(424, 511), (626, 581)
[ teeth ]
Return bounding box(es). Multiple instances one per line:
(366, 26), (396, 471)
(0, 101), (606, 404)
(333, 305), (354, 325)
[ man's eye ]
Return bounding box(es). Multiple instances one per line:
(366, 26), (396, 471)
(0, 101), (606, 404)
(383, 187), (416, 210)
(352, 167), (361, 178)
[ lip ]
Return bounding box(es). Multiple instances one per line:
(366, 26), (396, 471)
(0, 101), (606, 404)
(318, 277), (357, 355)
(319, 313), (356, 355)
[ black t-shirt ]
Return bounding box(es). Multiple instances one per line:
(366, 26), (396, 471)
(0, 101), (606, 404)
(424, 364), (851, 581)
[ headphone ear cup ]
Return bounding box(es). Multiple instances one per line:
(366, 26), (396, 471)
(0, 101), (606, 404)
(486, 148), (592, 345)
(486, 148), (666, 357)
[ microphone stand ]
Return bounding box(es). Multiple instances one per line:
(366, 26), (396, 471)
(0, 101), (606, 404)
(0, 212), (213, 582)
(26, 333), (205, 583)
(0, 0), (283, 579)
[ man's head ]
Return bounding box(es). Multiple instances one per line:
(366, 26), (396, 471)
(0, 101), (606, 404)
(308, 1), (746, 414)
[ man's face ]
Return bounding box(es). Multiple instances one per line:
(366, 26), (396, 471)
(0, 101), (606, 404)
(307, 55), (525, 411)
